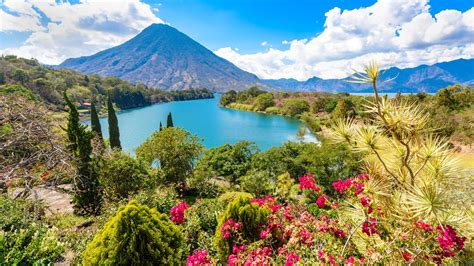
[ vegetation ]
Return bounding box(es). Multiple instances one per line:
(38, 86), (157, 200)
(107, 94), (121, 150)
(166, 112), (174, 127)
(82, 200), (185, 265)
(90, 102), (102, 139)
(0, 55), (213, 111)
(0, 56), (472, 264)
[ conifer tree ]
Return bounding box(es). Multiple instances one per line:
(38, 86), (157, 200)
(166, 112), (174, 127)
(64, 91), (101, 215)
(90, 102), (102, 140)
(107, 94), (121, 150)
(159, 121), (163, 131)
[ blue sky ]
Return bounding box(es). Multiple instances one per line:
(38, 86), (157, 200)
(1, 0), (473, 79)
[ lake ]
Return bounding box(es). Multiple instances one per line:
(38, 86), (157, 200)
(85, 95), (317, 153)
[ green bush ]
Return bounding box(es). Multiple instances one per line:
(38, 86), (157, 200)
(133, 186), (178, 214)
(265, 106), (281, 114)
(254, 93), (274, 111)
(283, 98), (310, 117)
(239, 170), (275, 196)
(82, 200), (185, 265)
(99, 149), (155, 200)
(214, 195), (270, 260)
(217, 191), (253, 207)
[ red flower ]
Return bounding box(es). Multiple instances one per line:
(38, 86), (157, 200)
(332, 178), (364, 195)
(232, 244), (246, 254)
(251, 195), (282, 212)
(436, 225), (466, 254)
(333, 228), (346, 239)
(300, 229), (313, 247)
(414, 221), (433, 232)
(170, 201), (190, 225)
(285, 251), (300, 266)
(298, 174), (321, 192)
(260, 228), (271, 240)
(316, 195), (330, 208)
(187, 249), (211, 266)
(221, 218), (241, 240)
(228, 254), (238, 266)
(345, 256), (356, 265)
(362, 218), (380, 236)
(402, 251), (412, 262)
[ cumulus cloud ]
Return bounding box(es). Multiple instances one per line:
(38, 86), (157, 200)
(0, 0), (164, 64)
(261, 41), (268, 46)
(215, 0), (474, 80)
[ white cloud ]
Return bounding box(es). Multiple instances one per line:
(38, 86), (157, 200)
(261, 41), (268, 46)
(216, 0), (474, 80)
(0, 0), (164, 64)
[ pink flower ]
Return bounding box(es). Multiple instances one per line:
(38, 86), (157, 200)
(357, 173), (369, 181)
(300, 229), (313, 247)
(221, 218), (241, 240)
(332, 178), (364, 195)
(414, 221), (433, 232)
(436, 225), (466, 253)
(260, 228), (271, 240)
(187, 249), (211, 266)
(345, 256), (356, 265)
(228, 254), (238, 266)
(285, 251), (300, 266)
(359, 197), (371, 207)
(317, 250), (326, 261)
(362, 218), (380, 236)
(333, 228), (346, 239)
(251, 195), (282, 212)
(170, 201), (190, 225)
(232, 244), (246, 254)
(299, 174), (321, 192)
(316, 195), (330, 208)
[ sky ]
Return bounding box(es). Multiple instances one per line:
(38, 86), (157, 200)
(1, 0), (473, 80)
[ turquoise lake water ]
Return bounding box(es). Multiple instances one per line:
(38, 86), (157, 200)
(85, 95), (316, 153)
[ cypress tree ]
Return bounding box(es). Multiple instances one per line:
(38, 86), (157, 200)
(159, 121), (163, 131)
(166, 112), (174, 127)
(107, 94), (121, 150)
(90, 102), (103, 140)
(64, 91), (101, 215)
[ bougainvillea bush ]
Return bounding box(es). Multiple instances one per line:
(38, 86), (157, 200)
(177, 172), (471, 265)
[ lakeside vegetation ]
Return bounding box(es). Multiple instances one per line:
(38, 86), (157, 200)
(0, 55), (214, 113)
(220, 84), (474, 150)
(1, 59), (473, 265)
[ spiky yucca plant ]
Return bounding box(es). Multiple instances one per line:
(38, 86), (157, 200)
(330, 61), (473, 235)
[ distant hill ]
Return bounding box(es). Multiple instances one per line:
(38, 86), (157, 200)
(60, 24), (268, 92)
(263, 58), (474, 93)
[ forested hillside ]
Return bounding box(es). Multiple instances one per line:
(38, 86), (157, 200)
(0, 55), (213, 112)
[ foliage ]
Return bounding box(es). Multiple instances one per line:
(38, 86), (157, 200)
(132, 186), (177, 214)
(0, 195), (64, 264)
(65, 91), (101, 215)
(137, 127), (204, 184)
(435, 84), (473, 111)
(82, 200), (185, 265)
(283, 98), (310, 117)
(166, 112), (174, 127)
(239, 170), (275, 197)
(90, 102), (102, 139)
(217, 191), (253, 208)
(196, 141), (257, 185)
(254, 93), (275, 111)
(0, 84), (38, 101)
(330, 61), (472, 240)
(0, 94), (70, 189)
(98, 149), (154, 200)
(220, 90), (237, 106)
(214, 195), (271, 261)
(107, 94), (121, 150)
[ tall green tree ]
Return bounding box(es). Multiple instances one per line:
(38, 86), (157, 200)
(166, 112), (174, 127)
(64, 91), (101, 215)
(159, 122), (163, 131)
(136, 127), (203, 184)
(107, 94), (121, 150)
(90, 102), (102, 140)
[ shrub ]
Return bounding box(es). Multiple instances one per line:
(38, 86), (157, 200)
(214, 195), (270, 261)
(254, 93), (274, 111)
(264, 106), (281, 114)
(82, 200), (185, 265)
(217, 191), (253, 207)
(99, 149), (155, 200)
(239, 170), (275, 196)
(133, 186), (178, 214)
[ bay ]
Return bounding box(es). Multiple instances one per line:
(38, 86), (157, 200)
(84, 95), (317, 153)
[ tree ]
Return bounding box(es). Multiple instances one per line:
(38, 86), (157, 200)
(166, 112), (174, 127)
(98, 150), (154, 200)
(283, 98), (310, 117)
(64, 91), (101, 215)
(159, 121), (163, 131)
(220, 90), (237, 106)
(254, 93), (275, 111)
(12, 69), (29, 85)
(332, 98), (355, 119)
(82, 200), (185, 265)
(195, 141), (258, 185)
(107, 94), (121, 150)
(90, 102), (102, 140)
(136, 127), (203, 184)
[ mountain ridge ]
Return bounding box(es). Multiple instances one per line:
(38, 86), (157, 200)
(60, 23), (270, 92)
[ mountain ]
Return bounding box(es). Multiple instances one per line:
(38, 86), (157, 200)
(60, 24), (268, 92)
(263, 58), (474, 93)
